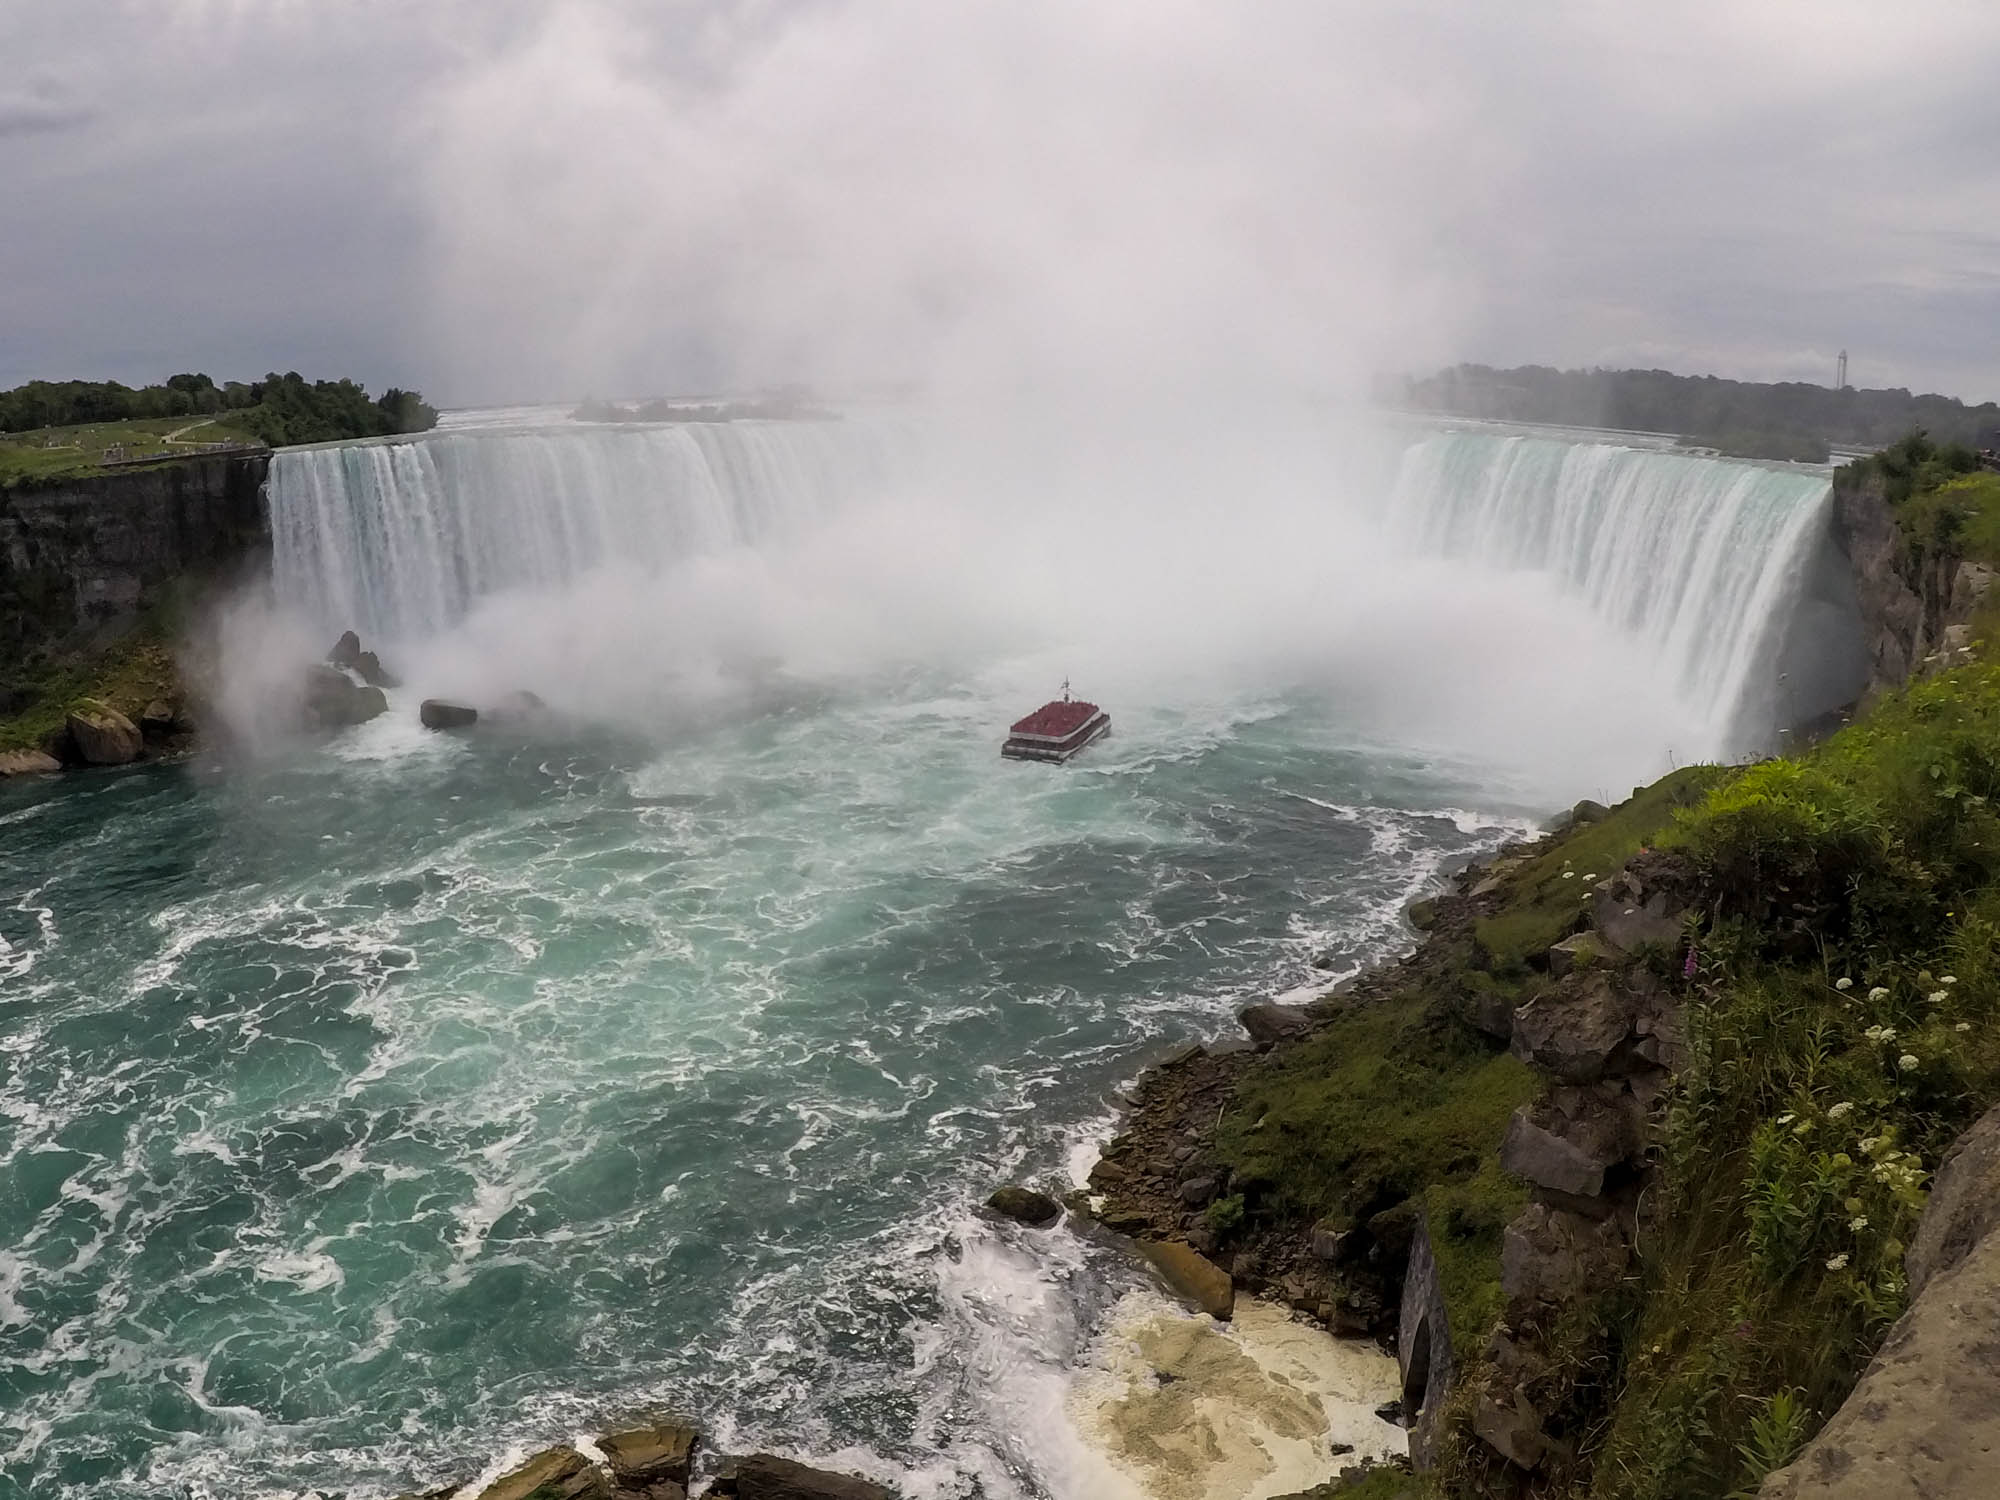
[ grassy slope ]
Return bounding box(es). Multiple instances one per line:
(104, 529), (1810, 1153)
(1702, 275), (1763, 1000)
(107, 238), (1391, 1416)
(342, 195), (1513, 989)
(1214, 457), (2000, 1498)
(1589, 659), (2000, 1497)
(0, 416), (265, 486)
(1213, 770), (1724, 1358)
(1472, 766), (1726, 976)
(0, 606), (188, 750)
(1506, 462), (2000, 1497)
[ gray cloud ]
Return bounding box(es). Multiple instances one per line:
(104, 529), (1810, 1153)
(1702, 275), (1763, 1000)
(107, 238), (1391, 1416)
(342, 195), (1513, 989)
(3, 1), (1998, 404)
(0, 73), (95, 138)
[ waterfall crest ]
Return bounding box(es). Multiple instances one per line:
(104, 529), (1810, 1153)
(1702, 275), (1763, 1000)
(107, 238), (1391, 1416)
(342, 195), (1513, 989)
(269, 419), (901, 640)
(1390, 430), (1863, 748)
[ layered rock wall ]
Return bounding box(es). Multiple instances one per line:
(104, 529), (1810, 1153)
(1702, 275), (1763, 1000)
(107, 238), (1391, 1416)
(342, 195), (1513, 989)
(0, 455), (270, 665)
(1828, 468), (1991, 701)
(1398, 1217), (1454, 1468)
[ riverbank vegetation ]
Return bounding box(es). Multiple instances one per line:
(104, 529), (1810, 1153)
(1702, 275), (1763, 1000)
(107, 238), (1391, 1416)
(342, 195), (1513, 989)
(0, 371), (437, 484)
(1398, 364), (2000, 456)
(1194, 445), (2000, 1496)
(0, 614), (184, 753)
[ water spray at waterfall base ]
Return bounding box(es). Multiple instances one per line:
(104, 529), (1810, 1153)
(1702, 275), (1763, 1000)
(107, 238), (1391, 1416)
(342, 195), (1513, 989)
(246, 409), (1858, 804)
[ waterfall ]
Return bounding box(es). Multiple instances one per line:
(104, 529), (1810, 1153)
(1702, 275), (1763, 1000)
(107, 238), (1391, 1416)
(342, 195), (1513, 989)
(269, 419), (902, 640)
(1390, 429), (1865, 748)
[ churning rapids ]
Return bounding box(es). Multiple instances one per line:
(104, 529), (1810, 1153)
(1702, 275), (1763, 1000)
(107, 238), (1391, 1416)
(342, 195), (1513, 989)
(0, 412), (1861, 1499)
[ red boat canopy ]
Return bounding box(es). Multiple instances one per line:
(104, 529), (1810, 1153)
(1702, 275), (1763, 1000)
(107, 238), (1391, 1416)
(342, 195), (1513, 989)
(1009, 699), (1102, 739)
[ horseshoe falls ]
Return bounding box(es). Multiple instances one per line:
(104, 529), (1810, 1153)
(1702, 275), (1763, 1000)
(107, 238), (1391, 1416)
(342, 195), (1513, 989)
(0, 414), (1870, 1500)
(1389, 429), (1868, 752)
(270, 419), (906, 641)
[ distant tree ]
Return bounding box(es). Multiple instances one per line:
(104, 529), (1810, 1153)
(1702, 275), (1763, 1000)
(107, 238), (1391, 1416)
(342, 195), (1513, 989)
(376, 388), (439, 434)
(1400, 364), (2000, 453)
(0, 371), (441, 444)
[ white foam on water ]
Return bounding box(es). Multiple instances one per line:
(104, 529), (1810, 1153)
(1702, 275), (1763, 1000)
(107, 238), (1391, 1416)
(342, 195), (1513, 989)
(11, 427), (1811, 1500)
(253, 1239), (346, 1294)
(1070, 1294), (1404, 1500)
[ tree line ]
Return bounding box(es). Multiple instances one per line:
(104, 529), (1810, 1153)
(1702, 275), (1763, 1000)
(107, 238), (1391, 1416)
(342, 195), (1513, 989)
(0, 372), (439, 446)
(1396, 364), (2000, 462)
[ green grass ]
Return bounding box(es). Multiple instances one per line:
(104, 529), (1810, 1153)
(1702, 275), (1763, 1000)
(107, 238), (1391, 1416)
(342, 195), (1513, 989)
(1472, 765), (1728, 975)
(1900, 471), (2000, 567)
(0, 416), (264, 486)
(1223, 451), (2000, 1497)
(1570, 658), (2000, 1496)
(0, 617), (186, 750)
(1421, 1155), (1531, 1351)
(1216, 978), (1537, 1346)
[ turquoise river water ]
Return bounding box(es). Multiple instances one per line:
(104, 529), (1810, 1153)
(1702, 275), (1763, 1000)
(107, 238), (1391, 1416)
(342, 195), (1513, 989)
(0, 415), (1845, 1498)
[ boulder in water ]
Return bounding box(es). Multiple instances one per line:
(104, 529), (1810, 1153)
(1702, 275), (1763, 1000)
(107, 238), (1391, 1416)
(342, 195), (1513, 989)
(302, 665), (387, 730)
(985, 1185), (1062, 1227)
(421, 699), (479, 731)
(329, 631), (400, 688)
(1239, 1002), (1312, 1046)
(598, 1421), (697, 1488)
(66, 700), (142, 765)
(1139, 1239), (1235, 1320)
(716, 1453), (897, 1500)
(474, 1447), (609, 1500)
(354, 650), (400, 689)
(0, 748), (62, 777)
(140, 699), (180, 738)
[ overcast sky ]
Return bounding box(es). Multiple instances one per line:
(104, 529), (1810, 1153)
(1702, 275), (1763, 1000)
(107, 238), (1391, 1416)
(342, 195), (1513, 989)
(4, 0), (1998, 408)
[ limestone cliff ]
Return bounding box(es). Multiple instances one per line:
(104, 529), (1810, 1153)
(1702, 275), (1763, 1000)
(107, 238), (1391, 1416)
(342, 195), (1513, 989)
(0, 454), (270, 667)
(1829, 465), (1991, 700)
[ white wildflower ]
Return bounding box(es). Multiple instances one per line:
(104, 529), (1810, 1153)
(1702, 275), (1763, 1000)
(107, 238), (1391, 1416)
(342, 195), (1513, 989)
(1775, 1113), (1795, 1125)
(1828, 1101), (1854, 1119)
(1826, 1253), (1849, 1271)
(1942, 975), (1958, 985)
(1860, 1136), (1881, 1153)
(1849, 1216), (1869, 1232)
(1899, 1053), (1920, 1069)
(1868, 986), (1890, 1001)
(1928, 991), (1948, 1005)
(1836, 977), (1854, 991)
(1956, 1022), (1974, 1033)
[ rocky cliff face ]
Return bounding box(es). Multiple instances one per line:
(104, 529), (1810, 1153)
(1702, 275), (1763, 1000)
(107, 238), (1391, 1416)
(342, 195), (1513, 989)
(0, 455), (270, 666)
(1829, 468), (1991, 701)
(1759, 1103), (2000, 1500)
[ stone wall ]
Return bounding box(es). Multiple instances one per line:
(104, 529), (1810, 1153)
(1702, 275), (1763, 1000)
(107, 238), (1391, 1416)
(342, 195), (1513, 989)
(0, 454), (270, 665)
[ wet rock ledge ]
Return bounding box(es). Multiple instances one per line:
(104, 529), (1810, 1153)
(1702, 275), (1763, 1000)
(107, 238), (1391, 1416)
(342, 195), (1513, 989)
(403, 1421), (898, 1500)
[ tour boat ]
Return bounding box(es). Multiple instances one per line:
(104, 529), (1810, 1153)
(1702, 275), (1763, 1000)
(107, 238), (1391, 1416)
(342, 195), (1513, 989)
(1002, 684), (1110, 763)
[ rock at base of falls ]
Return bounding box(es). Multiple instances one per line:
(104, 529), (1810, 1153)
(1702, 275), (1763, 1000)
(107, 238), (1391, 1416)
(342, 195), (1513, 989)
(420, 699), (479, 731)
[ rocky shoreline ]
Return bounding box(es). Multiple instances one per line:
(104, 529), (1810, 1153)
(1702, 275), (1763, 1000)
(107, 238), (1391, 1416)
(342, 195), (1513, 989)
(398, 1421), (898, 1500)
